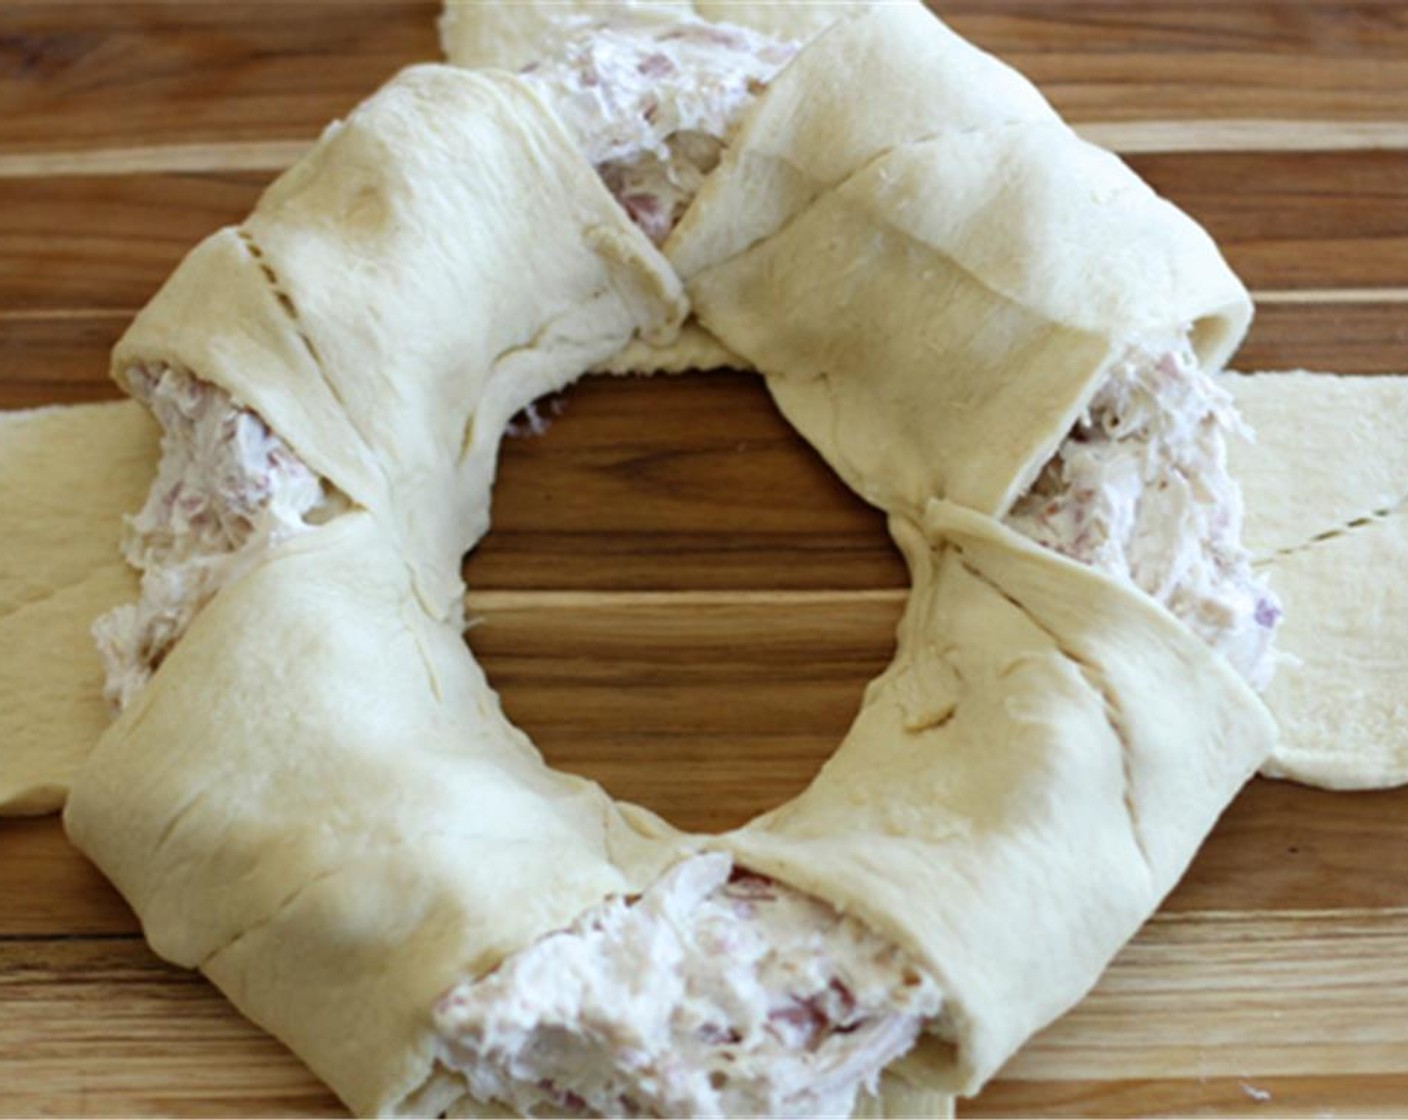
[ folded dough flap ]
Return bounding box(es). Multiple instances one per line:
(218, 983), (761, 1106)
(672, 3), (1250, 522)
(64, 511), (676, 1116)
(115, 64), (685, 616)
(437, 0), (873, 72)
(666, 1), (1059, 283)
(0, 402), (159, 816)
(722, 502), (1273, 1096)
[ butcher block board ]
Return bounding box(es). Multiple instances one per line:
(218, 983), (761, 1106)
(4, 2), (1408, 1116)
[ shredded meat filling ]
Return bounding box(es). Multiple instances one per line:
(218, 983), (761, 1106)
(522, 14), (797, 243)
(94, 17), (1278, 1120)
(94, 364), (333, 708)
(1006, 332), (1281, 688)
(435, 853), (942, 1119)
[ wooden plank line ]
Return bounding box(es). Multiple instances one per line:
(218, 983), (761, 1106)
(3, 149), (1407, 306)
(963, 1073), (1408, 1118)
(9, 755), (1408, 940)
(0, 308), (135, 322)
(1076, 119), (1408, 155)
(463, 588), (910, 612)
(0, 931), (138, 945)
(2, 122), (1407, 180)
(0, 141), (311, 179)
(1254, 288), (1408, 305)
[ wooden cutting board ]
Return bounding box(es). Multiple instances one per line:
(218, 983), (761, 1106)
(3, 2), (1408, 1116)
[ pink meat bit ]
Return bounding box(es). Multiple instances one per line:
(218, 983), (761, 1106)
(1255, 597), (1283, 628)
(724, 866), (776, 894)
(662, 24), (750, 50)
(619, 193), (671, 244)
(768, 979), (861, 1050)
(637, 51), (674, 78)
(537, 1081), (589, 1114)
(695, 1022), (743, 1046)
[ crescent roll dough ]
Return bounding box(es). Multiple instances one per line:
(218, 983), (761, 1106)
(1228, 371), (1408, 790)
(722, 502), (1273, 1094)
(66, 511), (681, 1117)
(0, 402), (157, 815)
(439, 0), (875, 73)
(19, 4), (1389, 1118)
(65, 64), (688, 1116)
(668, 3), (1251, 524)
(111, 64), (685, 617)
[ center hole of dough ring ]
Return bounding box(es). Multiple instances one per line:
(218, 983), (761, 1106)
(464, 372), (906, 834)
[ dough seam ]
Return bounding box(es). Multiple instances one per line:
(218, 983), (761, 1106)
(193, 822), (488, 972)
(675, 96), (1064, 282)
(236, 228), (327, 370)
(956, 553), (1155, 879)
(230, 226), (383, 496)
(1255, 496), (1408, 566)
(152, 783), (216, 857)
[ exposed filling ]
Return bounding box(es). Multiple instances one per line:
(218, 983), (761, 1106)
(1006, 332), (1282, 689)
(93, 364), (333, 709)
(93, 19), (1279, 1119)
(522, 14), (796, 243)
(433, 19), (948, 1120)
(434, 853), (941, 1119)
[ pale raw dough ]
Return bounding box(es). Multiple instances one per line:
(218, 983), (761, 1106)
(438, 0), (873, 73)
(112, 65), (685, 619)
(66, 64), (686, 1117)
(67, 512), (679, 1118)
(1229, 371), (1408, 556)
(0, 402), (158, 815)
(669, 4), (1251, 525)
(43, 13), (1281, 1120)
(722, 503), (1273, 1094)
(592, 318), (744, 375)
(1228, 371), (1408, 790)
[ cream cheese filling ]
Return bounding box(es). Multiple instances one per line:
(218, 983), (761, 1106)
(521, 13), (797, 244)
(1005, 332), (1281, 689)
(92, 18), (1279, 1119)
(434, 853), (941, 1119)
(431, 20), (949, 1119)
(93, 363), (334, 709)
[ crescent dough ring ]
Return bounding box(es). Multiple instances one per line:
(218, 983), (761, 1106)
(60, 8), (1278, 1119)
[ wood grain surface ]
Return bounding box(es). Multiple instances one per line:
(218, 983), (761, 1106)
(2, 2), (1407, 1117)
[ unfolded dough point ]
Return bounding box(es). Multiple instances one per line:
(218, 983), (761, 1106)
(0, 402), (159, 815)
(1229, 370), (1408, 790)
